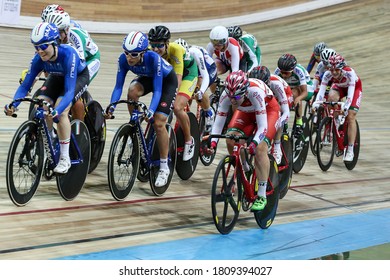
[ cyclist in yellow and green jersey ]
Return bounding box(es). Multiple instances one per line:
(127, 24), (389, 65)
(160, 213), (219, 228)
(148, 25), (199, 161)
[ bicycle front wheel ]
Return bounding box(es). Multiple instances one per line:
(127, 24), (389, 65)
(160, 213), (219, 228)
(199, 108), (217, 166)
(211, 155), (242, 235)
(292, 116), (310, 173)
(316, 117), (336, 171)
(107, 123), (140, 201)
(278, 133), (293, 199)
(6, 120), (44, 206)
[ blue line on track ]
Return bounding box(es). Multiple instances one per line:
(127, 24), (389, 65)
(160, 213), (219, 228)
(57, 208), (390, 260)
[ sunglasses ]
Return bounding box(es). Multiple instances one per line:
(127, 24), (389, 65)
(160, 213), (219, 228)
(211, 39), (227, 46)
(124, 50), (143, 58)
(34, 43), (50, 51)
(280, 70), (293, 75)
(150, 43), (165, 49)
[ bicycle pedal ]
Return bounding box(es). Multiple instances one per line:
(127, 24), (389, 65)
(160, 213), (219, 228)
(335, 150), (344, 157)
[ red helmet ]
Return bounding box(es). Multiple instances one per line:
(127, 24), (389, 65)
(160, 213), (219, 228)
(225, 70), (249, 97)
(328, 54), (346, 69)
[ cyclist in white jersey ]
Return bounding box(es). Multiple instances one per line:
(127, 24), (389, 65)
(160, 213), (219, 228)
(275, 54), (314, 136)
(45, 10), (100, 121)
(175, 38), (217, 131)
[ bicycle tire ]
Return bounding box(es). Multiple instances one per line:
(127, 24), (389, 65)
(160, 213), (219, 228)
(175, 112), (200, 180)
(292, 116), (310, 173)
(199, 108), (217, 166)
(6, 120), (44, 206)
(85, 100), (106, 173)
(57, 120), (91, 201)
(149, 124), (177, 196)
(344, 120), (360, 170)
(316, 117), (336, 171)
(254, 155), (280, 229)
(211, 155), (242, 235)
(107, 123), (140, 201)
(309, 106), (324, 156)
(278, 133), (293, 199)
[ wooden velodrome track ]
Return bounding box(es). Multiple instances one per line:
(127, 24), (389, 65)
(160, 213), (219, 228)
(0, 0), (389, 260)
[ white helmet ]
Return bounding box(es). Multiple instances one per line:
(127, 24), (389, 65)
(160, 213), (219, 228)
(41, 4), (64, 21)
(320, 48), (337, 64)
(209, 25), (229, 45)
(45, 11), (70, 30)
(123, 31), (149, 53)
(174, 38), (189, 51)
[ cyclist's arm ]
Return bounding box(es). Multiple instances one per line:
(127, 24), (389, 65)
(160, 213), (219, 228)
(345, 69), (358, 110)
(315, 71), (332, 102)
(210, 92), (231, 144)
(306, 53), (316, 73)
(227, 40), (242, 72)
(272, 82), (290, 125)
(206, 42), (214, 57)
(150, 55), (164, 113)
(110, 55), (128, 105)
(192, 48), (210, 94)
(169, 44), (185, 88)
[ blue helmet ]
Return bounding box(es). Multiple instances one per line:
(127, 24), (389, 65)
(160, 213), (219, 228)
(31, 22), (60, 46)
(123, 31), (148, 53)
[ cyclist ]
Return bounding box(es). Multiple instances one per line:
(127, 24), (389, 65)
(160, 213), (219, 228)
(174, 38), (217, 131)
(148, 25), (198, 161)
(208, 70), (280, 211)
(313, 54), (362, 162)
(307, 42), (328, 74)
(207, 25), (244, 76)
(275, 53), (314, 136)
(227, 25), (262, 72)
(4, 22), (90, 174)
(45, 10), (100, 120)
(249, 66), (292, 164)
(105, 31), (178, 186)
(312, 48), (337, 93)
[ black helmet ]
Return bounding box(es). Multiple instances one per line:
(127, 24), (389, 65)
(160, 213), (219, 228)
(248, 66), (270, 84)
(227, 25), (242, 40)
(277, 54), (297, 71)
(148, 25), (171, 42)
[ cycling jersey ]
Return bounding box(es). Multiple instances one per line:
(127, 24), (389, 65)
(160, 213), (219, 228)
(68, 27), (100, 81)
(316, 66), (362, 111)
(269, 74), (292, 126)
(306, 52), (318, 74)
(206, 37), (244, 72)
(163, 42), (198, 99)
(110, 50), (174, 114)
(275, 63), (314, 100)
(188, 45), (217, 94)
(239, 33), (261, 72)
(211, 78), (280, 145)
(14, 44), (87, 114)
(312, 61), (328, 91)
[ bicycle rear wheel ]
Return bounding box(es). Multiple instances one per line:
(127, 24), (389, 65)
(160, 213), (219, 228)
(6, 120), (44, 206)
(149, 124), (177, 196)
(57, 120), (91, 201)
(278, 133), (293, 199)
(107, 123), (140, 201)
(316, 117), (336, 171)
(344, 120), (360, 170)
(175, 112), (200, 180)
(211, 155), (242, 235)
(85, 100), (106, 173)
(254, 155), (280, 229)
(292, 116), (310, 173)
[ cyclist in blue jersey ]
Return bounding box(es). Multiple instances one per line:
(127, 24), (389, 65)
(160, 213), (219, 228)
(306, 42), (327, 74)
(105, 31), (178, 187)
(4, 22), (90, 174)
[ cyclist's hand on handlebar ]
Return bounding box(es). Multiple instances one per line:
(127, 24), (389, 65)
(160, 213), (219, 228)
(47, 109), (60, 123)
(19, 69), (29, 84)
(248, 142), (257, 155)
(195, 90), (203, 101)
(104, 105), (115, 119)
(4, 104), (15, 116)
(205, 141), (217, 155)
(145, 109), (154, 123)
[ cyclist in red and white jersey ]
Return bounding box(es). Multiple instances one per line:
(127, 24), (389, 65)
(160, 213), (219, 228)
(206, 25), (244, 75)
(209, 70), (280, 211)
(249, 66), (292, 164)
(313, 54), (362, 162)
